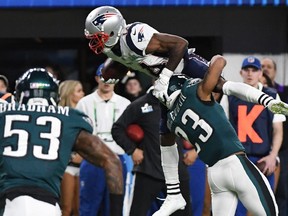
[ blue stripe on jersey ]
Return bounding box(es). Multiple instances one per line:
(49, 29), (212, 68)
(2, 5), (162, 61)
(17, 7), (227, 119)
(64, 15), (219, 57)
(126, 22), (144, 56)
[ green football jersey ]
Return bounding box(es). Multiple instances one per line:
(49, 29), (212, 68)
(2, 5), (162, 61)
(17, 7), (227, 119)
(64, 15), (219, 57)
(0, 103), (93, 197)
(167, 78), (244, 166)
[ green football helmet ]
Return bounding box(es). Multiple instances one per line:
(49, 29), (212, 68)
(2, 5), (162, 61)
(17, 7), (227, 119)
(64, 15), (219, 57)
(15, 68), (59, 105)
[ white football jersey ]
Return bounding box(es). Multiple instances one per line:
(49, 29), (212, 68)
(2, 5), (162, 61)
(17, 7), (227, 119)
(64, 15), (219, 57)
(104, 22), (185, 78)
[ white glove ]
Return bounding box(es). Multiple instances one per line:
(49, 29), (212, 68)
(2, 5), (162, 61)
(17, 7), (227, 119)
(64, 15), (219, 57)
(152, 68), (173, 105)
(100, 76), (119, 84)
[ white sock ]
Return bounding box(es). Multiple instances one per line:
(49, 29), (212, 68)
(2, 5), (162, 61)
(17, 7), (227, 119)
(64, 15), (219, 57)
(160, 144), (181, 195)
(222, 81), (274, 107)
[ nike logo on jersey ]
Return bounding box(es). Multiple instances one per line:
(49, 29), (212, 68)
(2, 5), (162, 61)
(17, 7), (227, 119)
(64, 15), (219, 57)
(132, 29), (136, 35)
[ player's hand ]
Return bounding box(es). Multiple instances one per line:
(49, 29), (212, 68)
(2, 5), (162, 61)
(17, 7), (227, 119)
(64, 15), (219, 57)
(71, 152), (83, 164)
(257, 154), (277, 176)
(267, 99), (288, 116)
(132, 148), (144, 165)
(100, 76), (119, 84)
(152, 68), (173, 106)
(183, 149), (197, 166)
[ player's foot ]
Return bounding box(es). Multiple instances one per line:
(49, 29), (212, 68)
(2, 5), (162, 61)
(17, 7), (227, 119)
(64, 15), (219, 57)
(152, 194), (186, 216)
(268, 100), (288, 116)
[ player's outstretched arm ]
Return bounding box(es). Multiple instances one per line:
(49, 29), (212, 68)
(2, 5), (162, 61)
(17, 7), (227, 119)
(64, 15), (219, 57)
(198, 55), (226, 100)
(210, 59), (288, 116)
(74, 130), (124, 216)
(221, 80), (288, 115)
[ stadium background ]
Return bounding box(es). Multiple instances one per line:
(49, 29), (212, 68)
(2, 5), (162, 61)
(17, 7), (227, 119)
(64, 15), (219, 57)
(0, 1), (287, 92)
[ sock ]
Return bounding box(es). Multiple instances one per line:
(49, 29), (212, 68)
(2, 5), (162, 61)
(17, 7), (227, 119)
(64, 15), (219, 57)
(160, 144), (181, 196)
(222, 81), (274, 107)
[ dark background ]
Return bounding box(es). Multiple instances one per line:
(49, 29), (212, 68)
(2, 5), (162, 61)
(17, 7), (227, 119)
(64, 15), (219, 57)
(0, 7), (287, 92)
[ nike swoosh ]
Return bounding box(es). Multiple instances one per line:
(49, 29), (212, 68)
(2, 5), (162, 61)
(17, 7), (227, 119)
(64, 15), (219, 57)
(132, 29), (136, 35)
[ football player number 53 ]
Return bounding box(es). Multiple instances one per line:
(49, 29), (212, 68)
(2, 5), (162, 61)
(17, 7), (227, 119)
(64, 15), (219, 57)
(174, 109), (213, 153)
(3, 114), (61, 160)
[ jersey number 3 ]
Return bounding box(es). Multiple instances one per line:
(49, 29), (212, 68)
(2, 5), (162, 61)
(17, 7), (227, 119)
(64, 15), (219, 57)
(3, 114), (61, 160)
(175, 109), (213, 153)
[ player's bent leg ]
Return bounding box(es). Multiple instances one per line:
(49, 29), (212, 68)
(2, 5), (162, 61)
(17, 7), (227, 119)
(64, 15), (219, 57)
(211, 191), (238, 216)
(3, 195), (61, 216)
(208, 158), (239, 216)
(235, 155), (278, 216)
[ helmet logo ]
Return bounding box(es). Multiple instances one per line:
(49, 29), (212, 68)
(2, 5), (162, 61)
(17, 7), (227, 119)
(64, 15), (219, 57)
(92, 13), (117, 28)
(30, 83), (50, 89)
(138, 26), (145, 42)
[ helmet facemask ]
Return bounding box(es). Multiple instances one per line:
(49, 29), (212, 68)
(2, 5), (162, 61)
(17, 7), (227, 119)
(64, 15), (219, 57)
(85, 30), (110, 54)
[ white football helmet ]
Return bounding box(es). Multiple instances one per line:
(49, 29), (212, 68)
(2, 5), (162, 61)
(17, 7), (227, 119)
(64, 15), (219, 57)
(84, 6), (126, 54)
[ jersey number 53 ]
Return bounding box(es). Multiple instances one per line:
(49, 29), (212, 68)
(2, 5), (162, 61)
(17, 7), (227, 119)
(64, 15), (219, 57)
(3, 114), (61, 160)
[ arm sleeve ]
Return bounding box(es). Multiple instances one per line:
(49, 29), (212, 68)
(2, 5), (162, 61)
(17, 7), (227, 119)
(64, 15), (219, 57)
(222, 81), (274, 107)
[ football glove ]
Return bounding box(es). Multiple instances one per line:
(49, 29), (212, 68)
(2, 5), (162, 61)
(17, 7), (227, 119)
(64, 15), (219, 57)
(100, 76), (119, 84)
(152, 68), (173, 105)
(267, 99), (288, 116)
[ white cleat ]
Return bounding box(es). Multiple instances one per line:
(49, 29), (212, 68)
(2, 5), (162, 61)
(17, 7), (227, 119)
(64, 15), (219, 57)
(152, 194), (186, 216)
(268, 100), (288, 116)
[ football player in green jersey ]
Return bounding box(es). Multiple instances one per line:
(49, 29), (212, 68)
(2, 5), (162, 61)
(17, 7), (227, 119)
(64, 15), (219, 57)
(0, 68), (123, 216)
(164, 55), (278, 216)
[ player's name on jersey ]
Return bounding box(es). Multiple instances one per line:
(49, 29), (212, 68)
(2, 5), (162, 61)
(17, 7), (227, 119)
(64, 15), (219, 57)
(167, 93), (186, 130)
(0, 103), (70, 116)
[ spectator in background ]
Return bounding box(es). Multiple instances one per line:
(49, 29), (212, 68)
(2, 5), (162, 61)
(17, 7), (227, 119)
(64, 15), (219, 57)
(58, 80), (85, 216)
(76, 63), (131, 216)
(112, 87), (193, 216)
(0, 75), (14, 103)
(0, 75), (8, 93)
(123, 76), (144, 102)
(46, 64), (64, 82)
(260, 72), (274, 88)
(221, 56), (285, 216)
(259, 72), (281, 193)
(261, 57), (288, 216)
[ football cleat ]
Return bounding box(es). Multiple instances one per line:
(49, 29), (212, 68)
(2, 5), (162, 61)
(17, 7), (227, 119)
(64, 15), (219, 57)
(152, 194), (186, 216)
(267, 100), (288, 116)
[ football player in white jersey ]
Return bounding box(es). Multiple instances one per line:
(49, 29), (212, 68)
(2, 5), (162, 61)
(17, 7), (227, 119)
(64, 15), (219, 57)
(84, 6), (288, 215)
